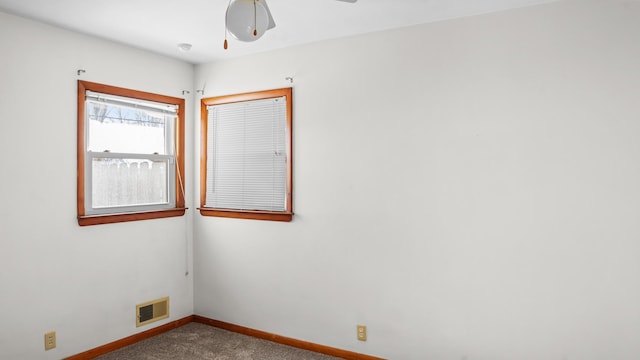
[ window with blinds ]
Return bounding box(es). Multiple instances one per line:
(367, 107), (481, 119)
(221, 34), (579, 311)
(77, 81), (186, 226)
(200, 88), (293, 222)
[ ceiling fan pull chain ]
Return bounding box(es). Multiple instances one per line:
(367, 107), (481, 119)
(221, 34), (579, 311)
(253, 0), (258, 36)
(224, 0), (232, 49)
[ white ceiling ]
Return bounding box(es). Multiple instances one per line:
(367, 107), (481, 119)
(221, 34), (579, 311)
(0, 0), (555, 64)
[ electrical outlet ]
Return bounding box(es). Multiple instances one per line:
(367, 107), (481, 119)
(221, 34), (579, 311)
(44, 331), (56, 350)
(357, 324), (367, 341)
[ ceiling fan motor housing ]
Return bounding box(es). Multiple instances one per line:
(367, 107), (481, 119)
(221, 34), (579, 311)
(226, 0), (271, 42)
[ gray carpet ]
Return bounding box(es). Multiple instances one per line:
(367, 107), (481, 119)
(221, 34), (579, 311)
(94, 322), (343, 360)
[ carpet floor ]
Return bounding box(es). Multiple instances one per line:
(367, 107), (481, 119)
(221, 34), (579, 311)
(94, 322), (343, 360)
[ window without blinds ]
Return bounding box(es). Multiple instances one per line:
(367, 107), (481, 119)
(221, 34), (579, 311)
(206, 96), (287, 212)
(84, 91), (177, 214)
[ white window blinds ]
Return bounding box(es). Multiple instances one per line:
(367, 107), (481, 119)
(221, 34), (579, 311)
(206, 96), (287, 212)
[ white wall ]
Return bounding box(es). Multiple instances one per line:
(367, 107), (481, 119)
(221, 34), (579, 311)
(0, 11), (195, 359)
(193, 1), (640, 359)
(2, 1), (640, 359)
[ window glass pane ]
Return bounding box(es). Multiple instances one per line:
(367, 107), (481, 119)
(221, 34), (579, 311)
(86, 101), (170, 155)
(91, 158), (169, 208)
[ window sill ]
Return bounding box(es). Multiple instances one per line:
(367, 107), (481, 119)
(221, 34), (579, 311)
(78, 208), (187, 226)
(198, 208), (292, 222)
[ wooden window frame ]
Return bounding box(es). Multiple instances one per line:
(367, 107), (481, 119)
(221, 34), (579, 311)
(199, 88), (293, 222)
(77, 80), (186, 226)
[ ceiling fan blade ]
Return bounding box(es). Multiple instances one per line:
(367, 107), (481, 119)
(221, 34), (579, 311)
(336, 0), (357, 2)
(262, 0), (276, 29)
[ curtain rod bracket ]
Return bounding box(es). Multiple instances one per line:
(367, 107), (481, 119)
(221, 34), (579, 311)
(77, 69), (86, 76)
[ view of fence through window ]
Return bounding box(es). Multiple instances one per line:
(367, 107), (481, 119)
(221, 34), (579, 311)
(91, 158), (169, 208)
(87, 100), (174, 209)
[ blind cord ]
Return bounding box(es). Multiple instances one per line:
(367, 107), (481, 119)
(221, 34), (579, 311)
(172, 114), (189, 277)
(176, 158), (188, 277)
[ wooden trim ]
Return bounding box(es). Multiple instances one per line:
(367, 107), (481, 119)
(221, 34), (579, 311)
(77, 81), (87, 220)
(78, 208), (187, 226)
(198, 208), (293, 222)
(175, 93), (186, 210)
(77, 80), (183, 105)
(285, 87), (293, 218)
(202, 88), (291, 106)
(199, 88), (293, 222)
(77, 80), (186, 226)
(65, 316), (193, 360)
(199, 98), (208, 210)
(193, 315), (385, 360)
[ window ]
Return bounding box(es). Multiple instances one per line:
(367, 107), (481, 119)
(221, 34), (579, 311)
(77, 81), (185, 226)
(200, 88), (292, 222)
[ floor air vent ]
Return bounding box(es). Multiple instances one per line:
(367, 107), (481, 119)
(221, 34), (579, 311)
(136, 297), (169, 327)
